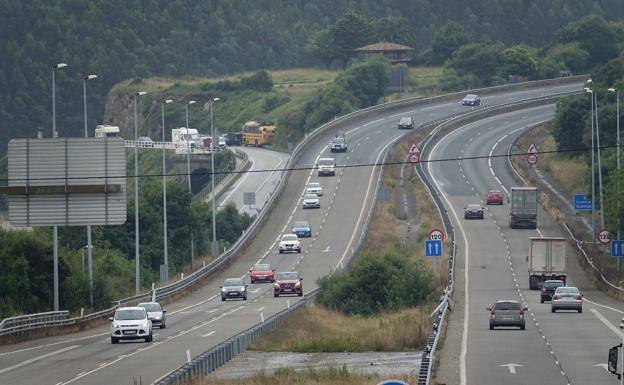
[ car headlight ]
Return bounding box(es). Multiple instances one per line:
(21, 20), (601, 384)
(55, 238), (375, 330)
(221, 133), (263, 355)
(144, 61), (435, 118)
(274, 284), (280, 289)
(221, 287), (227, 292)
(153, 316), (161, 320)
(241, 286), (246, 292)
(112, 323), (120, 329)
(295, 282), (301, 288)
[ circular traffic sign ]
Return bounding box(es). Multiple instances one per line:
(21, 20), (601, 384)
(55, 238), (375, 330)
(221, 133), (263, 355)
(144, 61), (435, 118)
(527, 153), (538, 165)
(428, 228), (445, 241)
(598, 229), (611, 244)
(408, 153), (420, 164)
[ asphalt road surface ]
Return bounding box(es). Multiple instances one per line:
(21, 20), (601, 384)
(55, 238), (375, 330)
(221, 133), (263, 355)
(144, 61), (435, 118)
(428, 104), (624, 385)
(0, 82), (585, 385)
(218, 147), (289, 215)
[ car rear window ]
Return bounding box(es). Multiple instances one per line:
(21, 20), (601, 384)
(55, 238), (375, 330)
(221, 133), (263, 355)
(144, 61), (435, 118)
(556, 287), (579, 294)
(253, 264), (270, 271)
(399, 118), (412, 124)
(467, 204), (482, 210)
(294, 221), (309, 227)
(494, 302), (520, 310)
(138, 303), (161, 312)
(544, 281), (564, 288)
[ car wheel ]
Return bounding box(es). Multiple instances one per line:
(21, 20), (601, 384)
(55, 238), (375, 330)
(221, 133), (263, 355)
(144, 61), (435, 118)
(243, 295), (247, 301)
(274, 293), (279, 298)
(540, 297), (544, 303)
(489, 324), (494, 330)
(520, 324), (525, 330)
(279, 249), (283, 254)
(297, 248), (301, 253)
(161, 323), (165, 329)
(221, 297), (226, 302)
(145, 333), (153, 343)
(298, 292), (303, 297)
(111, 337), (119, 344)
(551, 307), (556, 313)
(578, 307), (583, 313)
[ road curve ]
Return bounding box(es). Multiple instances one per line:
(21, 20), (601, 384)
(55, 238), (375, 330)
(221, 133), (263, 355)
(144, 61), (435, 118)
(429, 105), (623, 385)
(218, 147), (289, 215)
(0, 82), (583, 385)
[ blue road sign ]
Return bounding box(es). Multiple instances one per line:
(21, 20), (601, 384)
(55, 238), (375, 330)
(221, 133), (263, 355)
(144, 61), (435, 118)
(426, 240), (442, 257)
(574, 194), (593, 211)
(377, 381), (410, 385)
(612, 240), (624, 258)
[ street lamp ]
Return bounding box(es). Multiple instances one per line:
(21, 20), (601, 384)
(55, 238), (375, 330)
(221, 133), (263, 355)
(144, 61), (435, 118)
(161, 99), (173, 283)
(134, 91), (147, 295)
(586, 87), (596, 243)
(184, 100), (197, 267)
(51, 62), (67, 311)
(209, 97), (221, 256)
(619, 318), (624, 385)
(82, 73), (98, 309)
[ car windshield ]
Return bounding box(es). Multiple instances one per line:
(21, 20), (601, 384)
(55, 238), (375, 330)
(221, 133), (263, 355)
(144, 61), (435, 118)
(318, 159), (334, 166)
(331, 138), (344, 144)
(253, 264), (270, 271)
(544, 281), (564, 288)
(281, 234), (298, 241)
(467, 204), (481, 210)
(466, 94), (478, 99)
(138, 303), (161, 312)
(399, 118), (411, 124)
(308, 183), (320, 188)
(304, 194), (318, 199)
(556, 287), (579, 294)
(293, 221), (309, 229)
(224, 278), (244, 287)
(115, 309), (146, 320)
(277, 272), (299, 280)
(494, 302), (521, 310)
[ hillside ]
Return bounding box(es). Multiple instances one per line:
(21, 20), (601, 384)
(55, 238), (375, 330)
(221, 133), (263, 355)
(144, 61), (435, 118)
(3, 0), (624, 158)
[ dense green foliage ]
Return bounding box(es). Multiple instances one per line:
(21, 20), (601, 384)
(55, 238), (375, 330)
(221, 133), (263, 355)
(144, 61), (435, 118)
(3, 1), (624, 157)
(316, 250), (435, 316)
(277, 57), (390, 145)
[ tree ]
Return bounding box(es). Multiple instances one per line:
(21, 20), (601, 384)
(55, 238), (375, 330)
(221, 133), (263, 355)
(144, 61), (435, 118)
(431, 21), (469, 65)
(375, 16), (414, 46)
(447, 42), (504, 85)
(546, 43), (590, 73)
(498, 45), (538, 79)
(554, 15), (619, 67)
(550, 95), (590, 155)
(331, 10), (375, 68)
(305, 27), (340, 68)
(336, 56), (391, 107)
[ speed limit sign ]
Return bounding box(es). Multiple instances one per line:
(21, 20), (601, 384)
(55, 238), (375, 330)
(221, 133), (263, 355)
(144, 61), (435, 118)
(598, 229), (610, 244)
(428, 228), (445, 241)
(408, 153), (420, 164)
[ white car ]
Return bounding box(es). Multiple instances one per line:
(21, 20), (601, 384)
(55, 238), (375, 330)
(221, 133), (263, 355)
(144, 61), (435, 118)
(302, 193), (320, 209)
(109, 307), (153, 344)
(306, 182), (323, 196)
(317, 157), (335, 176)
(279, 233), (301, 253)
(551, 286), (583, 313)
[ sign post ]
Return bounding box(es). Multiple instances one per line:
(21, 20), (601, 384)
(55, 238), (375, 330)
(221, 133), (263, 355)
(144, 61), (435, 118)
(408, 143), (420, 164)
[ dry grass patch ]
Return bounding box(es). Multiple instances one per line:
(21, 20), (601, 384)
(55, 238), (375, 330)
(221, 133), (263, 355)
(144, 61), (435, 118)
(195, 367), (417, 385)
(250, 305), (432, 353)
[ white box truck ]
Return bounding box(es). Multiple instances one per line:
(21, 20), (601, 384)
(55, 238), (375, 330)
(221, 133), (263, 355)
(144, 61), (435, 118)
(527, 237), (567, 290)
(509, 187), (537, 228)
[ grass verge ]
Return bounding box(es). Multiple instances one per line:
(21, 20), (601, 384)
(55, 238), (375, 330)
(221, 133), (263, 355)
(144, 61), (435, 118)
(196, 367), (417, 385)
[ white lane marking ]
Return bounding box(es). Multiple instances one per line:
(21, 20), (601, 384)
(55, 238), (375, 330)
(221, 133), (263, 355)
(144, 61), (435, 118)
(0, 332), (109, 357)
(585, 298), (624, 314)
(0, 345), (80, 375)
(219, 157), (255, 205)
(590, 308), (624, 338)
(335, 134), (401, 270)
(57, 306), (245, 384)
(256, 307), (265, 312)
(428, 124), (470, 385)
(361, 118), (384, 127)
(254, 154), (286, 194)
(200, 331), (216, 338)
(168, 295), (218, 316)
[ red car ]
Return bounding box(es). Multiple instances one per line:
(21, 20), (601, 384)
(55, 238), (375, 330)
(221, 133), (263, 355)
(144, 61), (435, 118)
(249, 263), (275, 283)
(273, 271), (303, 297)
(486, 189), (504, 205)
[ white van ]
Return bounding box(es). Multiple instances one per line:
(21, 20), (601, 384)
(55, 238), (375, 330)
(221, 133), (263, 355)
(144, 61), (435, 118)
(317, 157), (336, 176)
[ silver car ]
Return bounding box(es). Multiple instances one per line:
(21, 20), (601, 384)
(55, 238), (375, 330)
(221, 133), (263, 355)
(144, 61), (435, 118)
(551, 286), (583, 313)
(302, 193), (320, 209)
(138, 302), (166, 329)
(487, 300), (527, 330)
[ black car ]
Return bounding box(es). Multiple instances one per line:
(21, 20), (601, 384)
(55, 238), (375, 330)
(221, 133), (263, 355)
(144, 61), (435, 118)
(540, 280), (565, 303)
(464, 204), (484, 219)
(224, 133), (243, 146)
(398, 117), (415, 129)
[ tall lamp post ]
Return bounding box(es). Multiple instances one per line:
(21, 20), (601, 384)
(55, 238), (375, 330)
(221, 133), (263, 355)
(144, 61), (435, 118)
(51, 62), (67, 311)
(185, 100), (196, 267)
(595, 91), (606, 233)
(82, 73), (98, 309)
(586, 85), (596, 243)
(134, 91), (147, 295)
(209, 97), (221, 256)
(161, 99), (173, 283)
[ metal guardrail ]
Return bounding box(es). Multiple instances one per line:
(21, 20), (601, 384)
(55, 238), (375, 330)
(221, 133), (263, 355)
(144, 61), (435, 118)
(0, 76), (587, 341)
(124, 140), (222, 154)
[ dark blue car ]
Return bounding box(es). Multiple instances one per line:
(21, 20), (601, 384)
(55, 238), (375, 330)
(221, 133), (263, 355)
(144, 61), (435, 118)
(292, 221), (312, 238)
(462, 94), (481, 106)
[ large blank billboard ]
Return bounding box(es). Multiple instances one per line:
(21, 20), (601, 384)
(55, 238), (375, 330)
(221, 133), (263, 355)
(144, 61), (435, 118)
(4, 138), (127, 226)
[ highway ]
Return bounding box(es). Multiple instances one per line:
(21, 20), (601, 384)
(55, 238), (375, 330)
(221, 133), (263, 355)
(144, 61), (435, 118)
(218, 147), (289, 215)
(0, 81), (585, 385)
(428, 105), (624, 384)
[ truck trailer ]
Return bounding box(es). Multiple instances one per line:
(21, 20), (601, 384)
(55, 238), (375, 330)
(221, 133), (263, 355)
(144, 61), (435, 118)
(527, 237), (567, 290)
(509, 187), (537, 228)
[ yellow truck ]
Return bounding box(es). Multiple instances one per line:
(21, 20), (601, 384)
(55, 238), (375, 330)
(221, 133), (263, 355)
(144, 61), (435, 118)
(242, 120), (276, 146)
